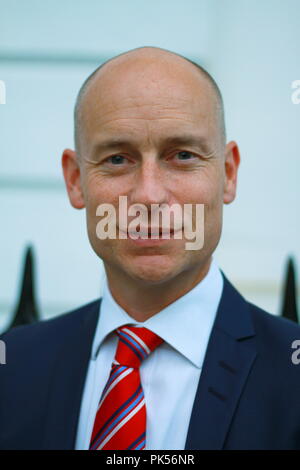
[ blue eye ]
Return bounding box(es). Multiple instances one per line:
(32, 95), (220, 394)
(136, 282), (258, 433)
(109, 155), (126, 164)
(176, 151), (194, 160)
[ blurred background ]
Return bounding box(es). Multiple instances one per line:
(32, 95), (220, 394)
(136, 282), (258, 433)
(0, 0), (299, 332)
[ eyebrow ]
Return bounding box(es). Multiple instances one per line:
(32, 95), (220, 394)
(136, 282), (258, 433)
(92, 134), (212, 156)
(161, 135), (211, 153)
(93, 137), (136, 153)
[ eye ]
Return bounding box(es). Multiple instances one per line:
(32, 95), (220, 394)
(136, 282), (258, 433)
(173, 151), (197, 161)
(107, 155), (127, 165)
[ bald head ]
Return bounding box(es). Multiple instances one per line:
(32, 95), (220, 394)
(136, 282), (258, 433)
(74, 46), (226, 157)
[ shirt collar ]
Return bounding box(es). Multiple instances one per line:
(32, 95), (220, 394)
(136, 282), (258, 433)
(91, 257), (224, 368)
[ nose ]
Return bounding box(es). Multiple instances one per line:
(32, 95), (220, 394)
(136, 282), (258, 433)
(129, 156), (169, 208)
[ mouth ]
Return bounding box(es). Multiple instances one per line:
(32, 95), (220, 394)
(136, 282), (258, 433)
(127, 227), (176, 238)
(115, 226), (183, 246)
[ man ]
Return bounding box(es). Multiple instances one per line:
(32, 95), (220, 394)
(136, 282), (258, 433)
(1, 46), (300, 450)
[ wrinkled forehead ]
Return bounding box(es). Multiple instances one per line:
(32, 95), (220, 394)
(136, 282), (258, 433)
(78, 57), (220, 151)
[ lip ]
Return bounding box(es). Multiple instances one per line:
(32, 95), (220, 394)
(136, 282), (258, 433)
(129, 229), (175, 236)
(118, 228), (182, 246)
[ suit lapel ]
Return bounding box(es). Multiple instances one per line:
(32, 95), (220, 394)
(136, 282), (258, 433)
(42, 299), (101, 450)
(185, 273), (257, 450)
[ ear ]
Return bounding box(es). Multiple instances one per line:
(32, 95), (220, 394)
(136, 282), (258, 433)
(223, 141), (240, 204)
(61, 148), (85, 209)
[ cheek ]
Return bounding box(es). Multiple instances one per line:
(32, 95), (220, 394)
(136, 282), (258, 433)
(85, 171), (132, 212)
(183, 172), (223, 235)
(202, 167), (224, 207)
(83, 185), (109, 245)
(83, 174), (114, 211)
(83, 180), (124, 249)
(180, 173), (222, 206)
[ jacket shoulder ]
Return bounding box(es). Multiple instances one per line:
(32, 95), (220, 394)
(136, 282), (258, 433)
(246, 300), (300, 376)
(0, 298), (101, 356)
(248, 300), (300, 341)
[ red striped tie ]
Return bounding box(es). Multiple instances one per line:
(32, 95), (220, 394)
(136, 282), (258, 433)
(89, 325), (163, 450)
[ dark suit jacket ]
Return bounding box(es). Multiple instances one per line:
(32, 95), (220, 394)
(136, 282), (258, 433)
(1, 272), (300, 450)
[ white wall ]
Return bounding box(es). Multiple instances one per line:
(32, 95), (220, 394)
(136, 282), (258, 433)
(0, 0), (299, 331)
(210, 0), (300, 311)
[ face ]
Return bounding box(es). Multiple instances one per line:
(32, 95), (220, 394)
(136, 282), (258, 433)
(62, 53), (240, 286)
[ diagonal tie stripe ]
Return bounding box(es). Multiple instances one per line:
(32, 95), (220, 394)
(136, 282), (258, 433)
(127, 431), (146, 450)
(92, 383), (143, 448)
(97, 366), (133, 410)
(89, 325), (163, 450)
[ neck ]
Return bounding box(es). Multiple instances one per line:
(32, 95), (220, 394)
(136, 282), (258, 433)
(104, 257), (212, 322)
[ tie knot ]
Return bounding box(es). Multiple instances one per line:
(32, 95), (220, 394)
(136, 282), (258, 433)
(114, 325), (163, 368)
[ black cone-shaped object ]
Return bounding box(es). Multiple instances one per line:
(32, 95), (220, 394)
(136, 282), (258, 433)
(8, 245), (40, 330)
(280, 256), (299, 324)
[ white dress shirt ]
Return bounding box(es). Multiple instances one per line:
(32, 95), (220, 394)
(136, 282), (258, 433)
(75, 257), (224, 450)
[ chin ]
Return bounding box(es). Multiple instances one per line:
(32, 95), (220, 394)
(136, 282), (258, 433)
(123, 255), (184, 285)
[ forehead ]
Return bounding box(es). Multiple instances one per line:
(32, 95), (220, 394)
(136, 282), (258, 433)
(79, 56), (218, 149)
